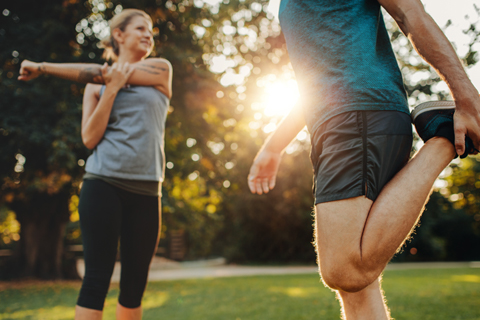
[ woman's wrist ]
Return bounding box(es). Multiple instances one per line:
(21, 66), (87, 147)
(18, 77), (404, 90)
(103, 84), (121, 96)
(38, 62), (46, 74)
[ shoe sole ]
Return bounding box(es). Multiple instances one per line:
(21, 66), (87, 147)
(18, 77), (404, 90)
(411, 101), (456, 120)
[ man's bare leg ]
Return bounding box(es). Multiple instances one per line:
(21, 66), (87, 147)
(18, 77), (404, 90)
(314, 137), (455, 318)
(337, 278), (390, 320)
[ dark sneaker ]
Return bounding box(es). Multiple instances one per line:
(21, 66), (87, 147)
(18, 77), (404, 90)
(412, 101), (477, 158)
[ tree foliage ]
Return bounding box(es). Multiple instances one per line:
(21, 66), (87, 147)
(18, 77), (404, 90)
(0, 0), (96, 278)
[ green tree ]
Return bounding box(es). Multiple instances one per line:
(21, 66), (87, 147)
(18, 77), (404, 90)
(0, 0), (95, 279)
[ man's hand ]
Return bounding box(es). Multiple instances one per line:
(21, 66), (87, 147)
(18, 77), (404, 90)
(454, 95), (480, 155)
(248, 149), (283, 195)
(18, 60), (43, 81)
(247, 107), (306, 194)
(378, 0), (480, 154)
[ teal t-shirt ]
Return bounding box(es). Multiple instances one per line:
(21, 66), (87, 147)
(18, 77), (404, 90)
(279, 0), (410, 134)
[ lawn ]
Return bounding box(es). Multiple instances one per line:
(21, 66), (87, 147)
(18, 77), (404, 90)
(0, 267), (479, 320)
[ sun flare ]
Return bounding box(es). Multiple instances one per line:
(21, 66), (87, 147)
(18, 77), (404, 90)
(262, 79), (299, 117)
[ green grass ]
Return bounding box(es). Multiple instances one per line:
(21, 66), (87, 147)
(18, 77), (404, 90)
(0, 268), (479, 319)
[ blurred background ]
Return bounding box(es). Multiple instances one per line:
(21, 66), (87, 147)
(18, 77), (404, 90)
(0, 0), (479, 280)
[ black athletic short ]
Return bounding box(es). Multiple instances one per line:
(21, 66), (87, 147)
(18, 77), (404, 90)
(310, 110), (413, 204)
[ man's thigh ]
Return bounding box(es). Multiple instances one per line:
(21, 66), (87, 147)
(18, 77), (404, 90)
(315, 196), (373, 273)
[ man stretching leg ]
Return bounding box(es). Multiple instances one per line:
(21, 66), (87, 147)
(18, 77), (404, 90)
(248, 0), (480, 319)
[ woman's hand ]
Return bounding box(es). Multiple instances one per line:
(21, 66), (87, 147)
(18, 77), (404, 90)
(18, 60), (43, 81)
(101, 62), (135, 92)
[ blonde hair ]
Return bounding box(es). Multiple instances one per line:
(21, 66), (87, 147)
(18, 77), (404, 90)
(100, 9), (152, 61)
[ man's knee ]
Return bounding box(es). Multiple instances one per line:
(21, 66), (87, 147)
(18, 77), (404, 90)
(319, 261), (378, 293)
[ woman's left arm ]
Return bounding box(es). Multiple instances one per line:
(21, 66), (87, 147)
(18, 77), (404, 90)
(129, 58), (172, 98)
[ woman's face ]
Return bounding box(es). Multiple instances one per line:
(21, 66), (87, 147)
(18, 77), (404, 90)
(119, 15), (154, 58)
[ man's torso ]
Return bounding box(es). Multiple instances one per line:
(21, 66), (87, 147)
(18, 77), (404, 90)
(279, 0), (410, 134)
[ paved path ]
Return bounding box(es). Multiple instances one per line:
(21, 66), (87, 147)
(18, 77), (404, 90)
(76, 258), (480, 283)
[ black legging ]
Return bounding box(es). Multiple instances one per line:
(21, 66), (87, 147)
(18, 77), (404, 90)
(77, 179), (160, 310)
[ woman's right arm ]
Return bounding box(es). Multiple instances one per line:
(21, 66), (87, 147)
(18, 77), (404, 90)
(19, 60), (105, 83)
(18, 59), (172, 98)
(82, 63), (134, 149)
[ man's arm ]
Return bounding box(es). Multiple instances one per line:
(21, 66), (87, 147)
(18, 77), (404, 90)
(248, 107), (306, 194)
(378, 0), (480, 155)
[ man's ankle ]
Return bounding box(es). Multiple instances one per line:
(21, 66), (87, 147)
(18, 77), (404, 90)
(435, 125), (455, 147)
(425, 136), (456, 158)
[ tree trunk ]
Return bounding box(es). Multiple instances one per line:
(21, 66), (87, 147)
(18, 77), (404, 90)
(8, 191), (78, 279)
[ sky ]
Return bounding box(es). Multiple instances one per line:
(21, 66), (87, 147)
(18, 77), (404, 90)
(266, 0), (480, 89)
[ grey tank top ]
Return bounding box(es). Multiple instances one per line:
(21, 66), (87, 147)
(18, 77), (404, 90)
(85, 85), (169, 182)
